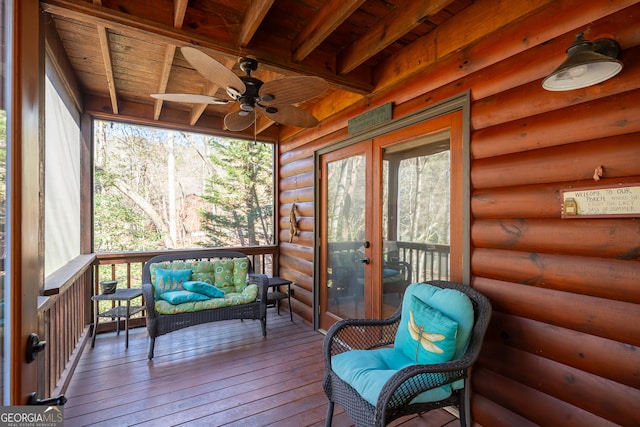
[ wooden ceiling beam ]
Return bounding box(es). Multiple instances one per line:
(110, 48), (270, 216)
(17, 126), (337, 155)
(338, 0), (454, 75)
(96, 25), (118, 114)
(154, 44), (177, 120)
(174, 0), (189, 29)
(91, 0), (118, 114)
(155, 0), (191, 120)
(292, 0), (365, 63)
(373, 0), (556, 90)
(188, 80), (214, 126)
(85, 94), (280, 142)
(239, 0), (275, 48)
(255, 114), (274, 135)
(41, 0), (374, 94)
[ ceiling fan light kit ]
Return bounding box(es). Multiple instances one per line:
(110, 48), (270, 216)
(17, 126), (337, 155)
(152, 47), (328, 132)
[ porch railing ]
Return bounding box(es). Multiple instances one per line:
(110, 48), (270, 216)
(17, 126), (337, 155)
(396, 242), (450, 282)
(327, 241), (450, 284)
(40, 246), (278, 399)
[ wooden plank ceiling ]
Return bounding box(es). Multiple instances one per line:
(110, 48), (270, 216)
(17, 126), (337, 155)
(41, 0), (474, 140)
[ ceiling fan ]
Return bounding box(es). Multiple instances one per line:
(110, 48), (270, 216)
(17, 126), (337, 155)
(151, 47), (329, 131)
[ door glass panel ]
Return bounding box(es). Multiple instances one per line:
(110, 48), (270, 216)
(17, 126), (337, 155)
(326, 153), (366, 320)
(382, 134), (451, 313)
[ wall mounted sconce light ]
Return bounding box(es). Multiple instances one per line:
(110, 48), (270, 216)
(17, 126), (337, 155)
(542, 32), (623, 91)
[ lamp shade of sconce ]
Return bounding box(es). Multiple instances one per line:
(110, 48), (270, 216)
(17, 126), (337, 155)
(542, 33), (623, 91)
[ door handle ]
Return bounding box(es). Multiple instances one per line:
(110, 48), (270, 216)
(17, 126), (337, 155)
(26, 333), (46, 363)
(356, 257), (370, 264)
(27, 392), (67, 406)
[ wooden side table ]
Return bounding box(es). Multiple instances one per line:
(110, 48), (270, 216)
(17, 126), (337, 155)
(92, 288), (144, 348)
(267, 277), (293, 322)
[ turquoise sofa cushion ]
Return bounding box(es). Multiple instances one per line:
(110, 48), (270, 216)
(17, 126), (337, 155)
(155, 283), (259, 314)
(154, 268), (192, 297)
(331, 347), (453, 406)
(183, 281), (225, 298)
(160, 290), (209, 304)
(402, 295), (458, 364)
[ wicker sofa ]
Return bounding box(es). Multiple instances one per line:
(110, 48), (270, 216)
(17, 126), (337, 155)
(141, 249), (269, 359)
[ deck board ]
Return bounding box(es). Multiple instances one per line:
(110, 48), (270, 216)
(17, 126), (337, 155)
(63, 312), (457, 426)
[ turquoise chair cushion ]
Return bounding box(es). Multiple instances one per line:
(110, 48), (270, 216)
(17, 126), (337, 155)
(331, 348), (453, 406)
(382, 268), (400, 278)
(331, 283), (475, 406)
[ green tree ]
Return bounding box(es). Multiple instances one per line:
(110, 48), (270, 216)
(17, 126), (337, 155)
(93, 120), (274, 251)
(94, 121), (214, 250)
(94, 167), (164, 251)
(201, 138), (273, 246)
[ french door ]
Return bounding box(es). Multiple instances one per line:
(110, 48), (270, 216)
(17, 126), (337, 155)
(319, 141), (374, 328)
(318, 110), (466, 331)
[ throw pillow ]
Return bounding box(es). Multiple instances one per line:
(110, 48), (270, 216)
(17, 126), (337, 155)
(154, 268), (192, 295)
(160, 290), (209, 305)
(402, 295), (458, 364)
(233, 257), (250, 291)
(191, 261), (216, 285)
(183, 280), (225, 298)
(213, 259), (235, 291)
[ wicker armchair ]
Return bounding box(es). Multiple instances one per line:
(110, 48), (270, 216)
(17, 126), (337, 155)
(323, 281), (492, 427)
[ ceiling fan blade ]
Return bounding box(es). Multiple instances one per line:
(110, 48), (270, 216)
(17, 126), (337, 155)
(224, 110), (257, 131)
(263, 104), (319, 128)
(259, 76), (328, 105)
(181, 47), (246, 94)
(151, 93), (230, 104)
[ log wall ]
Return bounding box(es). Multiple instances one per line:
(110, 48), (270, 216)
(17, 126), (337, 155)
(276, 1), (640, 425)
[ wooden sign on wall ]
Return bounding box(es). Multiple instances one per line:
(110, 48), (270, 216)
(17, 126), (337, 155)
(348, 103), (393, 134)
(561, 183), (640, 218)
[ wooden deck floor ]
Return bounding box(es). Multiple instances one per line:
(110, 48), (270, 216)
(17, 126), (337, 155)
(63, 311), (458, 427)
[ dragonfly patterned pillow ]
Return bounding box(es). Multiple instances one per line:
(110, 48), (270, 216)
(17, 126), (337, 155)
(402, 294), (458, 364)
